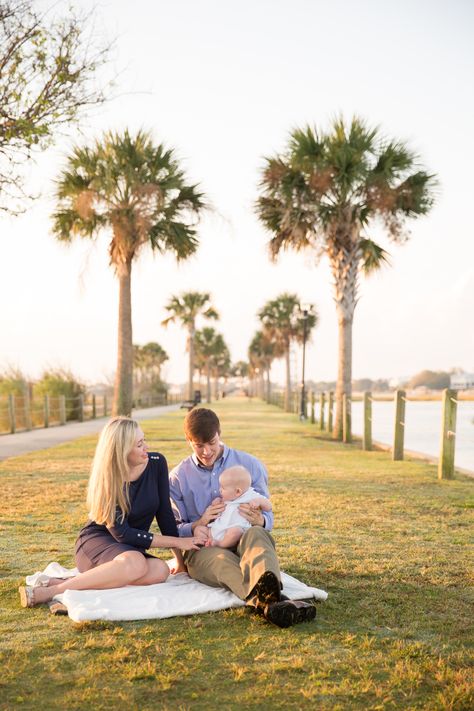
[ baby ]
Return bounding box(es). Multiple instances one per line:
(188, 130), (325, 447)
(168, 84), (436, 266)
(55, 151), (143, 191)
(207, 465), (273, 548)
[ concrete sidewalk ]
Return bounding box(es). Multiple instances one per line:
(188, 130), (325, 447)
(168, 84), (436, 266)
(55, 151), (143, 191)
(0, 404), (181, 461)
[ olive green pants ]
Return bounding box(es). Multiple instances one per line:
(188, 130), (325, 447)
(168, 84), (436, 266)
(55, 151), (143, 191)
(184, 526), (281, 601)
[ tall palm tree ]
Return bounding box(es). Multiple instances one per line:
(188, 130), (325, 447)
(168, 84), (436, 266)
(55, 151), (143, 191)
(258, 294), (317, 411)
(248, 330), (278, 401)
(52, 129), (206, 416)
(256, 116), (436, 437)
(162, 291), (218, 399)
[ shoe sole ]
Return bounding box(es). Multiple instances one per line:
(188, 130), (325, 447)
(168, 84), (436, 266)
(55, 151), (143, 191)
(18, 586), (31, 608)
(265, 601), (317, 628)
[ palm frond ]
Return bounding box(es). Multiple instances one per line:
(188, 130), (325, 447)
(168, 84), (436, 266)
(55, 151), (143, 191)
(359, 238), (390, 274)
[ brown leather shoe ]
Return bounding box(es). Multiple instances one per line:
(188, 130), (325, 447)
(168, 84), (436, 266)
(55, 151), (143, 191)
(264, 599), (316, 628)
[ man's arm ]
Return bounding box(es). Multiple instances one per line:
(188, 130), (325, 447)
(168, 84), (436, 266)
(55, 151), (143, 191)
(246, 458), (274, 530)
(169, 465), (225, 536)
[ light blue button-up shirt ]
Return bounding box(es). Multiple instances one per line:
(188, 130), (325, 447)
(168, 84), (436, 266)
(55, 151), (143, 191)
(169, 444), (274, 536)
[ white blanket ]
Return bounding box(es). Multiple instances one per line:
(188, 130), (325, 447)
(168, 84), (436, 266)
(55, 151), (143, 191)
(26, 562), (328, 623)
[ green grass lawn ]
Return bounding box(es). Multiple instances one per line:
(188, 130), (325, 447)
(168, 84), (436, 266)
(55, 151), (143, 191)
(0, 398), (473, 710)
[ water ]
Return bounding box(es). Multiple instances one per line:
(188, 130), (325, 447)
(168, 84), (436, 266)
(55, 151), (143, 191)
(350, 399), (474, 472)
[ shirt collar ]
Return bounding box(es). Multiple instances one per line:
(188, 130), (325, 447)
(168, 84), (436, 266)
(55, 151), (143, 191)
(191, 443), (228, 470)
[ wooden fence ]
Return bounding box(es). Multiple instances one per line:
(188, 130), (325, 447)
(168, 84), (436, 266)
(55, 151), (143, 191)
(0, 391), (182, 436)
(268, 387), (459, 480)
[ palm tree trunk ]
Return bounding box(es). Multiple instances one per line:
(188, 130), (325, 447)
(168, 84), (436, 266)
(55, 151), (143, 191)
(188, 321), (195, 400)
(284, 345), (291, 411)
(266, 367), (271, 402)
(206, 364), (211, 403)
(113, 260), (133, 416)
(335, 309), (353, 438)
(329, 239), (360, 439)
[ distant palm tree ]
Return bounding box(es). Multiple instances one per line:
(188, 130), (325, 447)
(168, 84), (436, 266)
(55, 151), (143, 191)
(258, 294), (317, 411)
(248, 330), (279, 401)
(195, 327), (220, 402)
(256, 116), (436, 437)
(210, 334), (231, 399)
(53, 129), (205, 415)
(162, 292), (218, 399)
(133, 342), (168, 393)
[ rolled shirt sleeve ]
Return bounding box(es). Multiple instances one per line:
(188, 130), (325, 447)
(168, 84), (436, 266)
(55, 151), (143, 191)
(169, 477), (195, 537)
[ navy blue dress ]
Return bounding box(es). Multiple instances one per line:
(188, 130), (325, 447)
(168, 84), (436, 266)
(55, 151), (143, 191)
(74, 453), (178, 572)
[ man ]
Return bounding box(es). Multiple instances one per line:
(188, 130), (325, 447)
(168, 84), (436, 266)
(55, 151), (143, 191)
(169, 407), (316, 628)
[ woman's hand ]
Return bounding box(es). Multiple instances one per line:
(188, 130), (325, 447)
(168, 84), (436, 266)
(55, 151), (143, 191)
(180, 536), (202, 551)
(193, 525), (209, 544)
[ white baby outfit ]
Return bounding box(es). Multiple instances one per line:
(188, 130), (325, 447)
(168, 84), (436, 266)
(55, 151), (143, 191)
(209, 487), (267, 542)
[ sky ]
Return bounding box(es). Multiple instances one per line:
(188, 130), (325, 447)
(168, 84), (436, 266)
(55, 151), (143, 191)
(1, 0), (473, 387)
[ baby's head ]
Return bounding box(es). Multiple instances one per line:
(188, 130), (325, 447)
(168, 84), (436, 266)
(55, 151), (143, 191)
(219, 465), (251, 502)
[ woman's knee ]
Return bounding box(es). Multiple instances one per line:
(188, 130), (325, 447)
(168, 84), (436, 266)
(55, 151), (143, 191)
(147, 558), (170, 583)
(115, 552), (148, 581)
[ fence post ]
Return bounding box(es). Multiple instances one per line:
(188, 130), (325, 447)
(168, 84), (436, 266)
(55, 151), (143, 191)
(327, 391), (334, 434)
(392, 389), (406, 460)
(59, 395), (66, 425)
(44, 395), (50, 428)
(293, 390), (298, 414)
(319, 392), (326, 431)
(8, 394), (16, 434)
(363, 391), (372, 451)
(438, 388), (458, 480)
(78, 394), (84, 422)
(92, 394), (96, 419)
(24, 391), (32, 431)
(103, 395), (108, 417)
(310, 391), (315, 424)
(342, 393), (351, 443)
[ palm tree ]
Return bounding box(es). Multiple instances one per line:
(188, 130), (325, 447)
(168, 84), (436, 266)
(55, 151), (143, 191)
(52, 129), (206, 416)
(162, 291), (218, 399)
(258, 294), (317, 411)
(133, 342), (168, 399)
(210, 334), (231, 399)
(248, 331), (278, 401)
(256, 116), (436, 437)
(195, 327), (220, 402)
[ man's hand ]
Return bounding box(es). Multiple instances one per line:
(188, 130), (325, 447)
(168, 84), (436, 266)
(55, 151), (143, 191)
(193, 497), (225, 528)
(239, 503), (265, 527)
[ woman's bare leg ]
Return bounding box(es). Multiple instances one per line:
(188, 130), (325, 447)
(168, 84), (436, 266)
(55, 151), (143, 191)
(29, 551), (148, 604)
(130, 558), (170, 585)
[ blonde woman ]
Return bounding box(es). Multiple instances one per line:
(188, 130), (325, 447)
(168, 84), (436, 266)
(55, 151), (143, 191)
(19, 417), (203, 607)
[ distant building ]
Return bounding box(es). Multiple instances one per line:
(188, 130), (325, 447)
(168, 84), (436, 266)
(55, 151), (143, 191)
(450, 373), (474, 390)
(388, 376), (410, 389)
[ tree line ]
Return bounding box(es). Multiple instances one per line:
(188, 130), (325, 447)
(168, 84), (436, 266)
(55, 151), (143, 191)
(1, 2), (437, 439)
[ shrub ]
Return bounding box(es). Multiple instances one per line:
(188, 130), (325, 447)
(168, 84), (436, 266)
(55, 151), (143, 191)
(34, 368), (86, 421)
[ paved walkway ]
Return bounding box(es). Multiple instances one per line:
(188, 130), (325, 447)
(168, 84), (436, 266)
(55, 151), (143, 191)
(0, 404), (181, 461)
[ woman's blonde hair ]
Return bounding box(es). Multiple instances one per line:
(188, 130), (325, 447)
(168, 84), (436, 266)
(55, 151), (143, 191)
(87, 416), (139, 527)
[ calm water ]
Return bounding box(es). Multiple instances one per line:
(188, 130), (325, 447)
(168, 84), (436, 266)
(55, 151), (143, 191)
(349, 400), (474, 472)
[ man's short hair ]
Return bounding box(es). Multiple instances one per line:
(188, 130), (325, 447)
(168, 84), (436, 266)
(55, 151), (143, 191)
(184, 408), (221, 442)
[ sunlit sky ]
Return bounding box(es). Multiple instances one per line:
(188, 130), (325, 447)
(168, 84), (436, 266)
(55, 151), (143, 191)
(1, 0), (473, 387)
